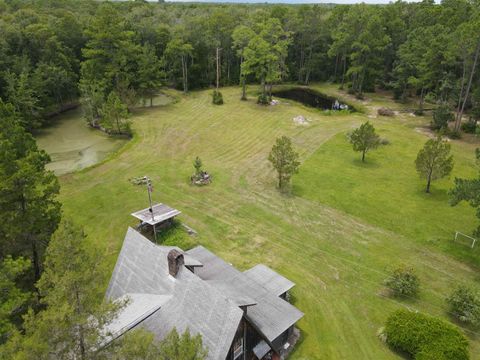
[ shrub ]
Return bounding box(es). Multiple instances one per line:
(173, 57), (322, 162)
(257, 93), (269, 105)
(432, 105), (454, 130)
(384, 266), (419, 297)
(212, 90), (224, 105)
(461, 119), (477, 134)
(380, 138), (390, 145)
(378, 107), (394, 117)
(384, 309), (469, 360)
(447, 129), (462, 139)
(446, 285), (480, 327)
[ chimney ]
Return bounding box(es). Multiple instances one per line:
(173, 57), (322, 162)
(168, 249), (184, 277)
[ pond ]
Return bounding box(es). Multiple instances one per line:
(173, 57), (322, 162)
(272, 87), (353, 111)
(35, 107), (127, 175)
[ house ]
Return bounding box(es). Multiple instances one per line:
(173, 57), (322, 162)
(105, 227), (304, 360)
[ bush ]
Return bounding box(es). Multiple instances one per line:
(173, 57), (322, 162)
(432, 105), (454, 130)
(447, 129), (462, 139)
(384, 309), (469, 360)
(461, 119), (477, 134)
(212, 90), (224, 105)
(446, 285), (480, 327)
(384, 266), (419, 297)
(378, 107), (394, 117)
(257, 93), (269, 105)
(380, 138), (390, 145)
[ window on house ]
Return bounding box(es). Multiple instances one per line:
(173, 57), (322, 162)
(233, 337), (243, 360)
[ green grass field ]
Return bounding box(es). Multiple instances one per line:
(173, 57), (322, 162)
(58, 85), (480, 359)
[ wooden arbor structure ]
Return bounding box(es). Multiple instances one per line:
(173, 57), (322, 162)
(131, 203), (181, 240)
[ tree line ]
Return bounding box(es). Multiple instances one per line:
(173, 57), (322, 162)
(0, 0), (479, 132)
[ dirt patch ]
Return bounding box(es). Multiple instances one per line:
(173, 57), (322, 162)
(293, 115), (310, 126)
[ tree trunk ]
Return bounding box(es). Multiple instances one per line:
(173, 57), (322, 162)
(241, 77), (247, 100)
(455, 38), (480, 132)
(333, 53), (339, 82)
(181, 56), (186, 93)
(304, 47), (313, 85)
(150, 96), (153, 107)
(298, 46), (305, 83)
(216, 47), (220, 91)
(419, 87), (425, 113)
(185, 57), (188, 93)
(75, 289), (86, 360)
(116, 116), (121, 134)
(227, 51), (230, 84)
(362, 149), (366, 162)
(32, 239), (40, 282)
(340, 54), (347, 89)
(426, 175), (431, 193)
(261, 78), (266, 98)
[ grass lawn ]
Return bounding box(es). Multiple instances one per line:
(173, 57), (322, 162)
(58, 85), (480, 359)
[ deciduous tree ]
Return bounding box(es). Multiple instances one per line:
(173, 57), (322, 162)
(232, 25), (255, 100)
(415, 136), (453, 193)
(268, 136), (300, 190)
(348, 121), (380, 162)
(450, 148), (480, 236)
(100, 92), (131, 136)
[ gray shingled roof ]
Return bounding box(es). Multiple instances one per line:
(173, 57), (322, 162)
(106, 228), (176, 300)
(141, 271), (243, 360)
(244, 264), (295, 297)
(103, 293), (172, 343)
(106, 229), (303, 359)
(186, 246), (304, 343)
(105, 228), (242, 360)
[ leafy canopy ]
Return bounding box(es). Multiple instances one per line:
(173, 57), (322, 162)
(415, 136), (453, 193)
(447, 285), (480, 327)
(450, 148), (480, 236)
(348, 121), (380, 162)
(268, 136), (300, 190)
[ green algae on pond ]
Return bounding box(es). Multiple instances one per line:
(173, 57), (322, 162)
(35, 108), (127, 175)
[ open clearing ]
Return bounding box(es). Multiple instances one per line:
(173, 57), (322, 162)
(59, 85), (480, 359)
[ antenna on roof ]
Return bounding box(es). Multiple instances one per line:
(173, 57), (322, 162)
(130, 175), (157, 241)
(144, 176), (157, 240)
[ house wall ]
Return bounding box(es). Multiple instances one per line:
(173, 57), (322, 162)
(271, 325), (294, 354)
(226, 317), (267, 360)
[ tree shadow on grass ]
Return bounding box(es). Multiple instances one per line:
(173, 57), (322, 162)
(352, 157), (381, 169)
(415, 186), (450, 204)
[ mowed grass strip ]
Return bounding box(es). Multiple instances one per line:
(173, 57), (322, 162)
(59, 86), (480, 359)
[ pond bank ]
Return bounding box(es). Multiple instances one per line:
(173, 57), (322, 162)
(273, 87), (355, 112)
(35, 107), (127, 175)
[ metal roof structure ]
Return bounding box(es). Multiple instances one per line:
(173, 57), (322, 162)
(131, 203), (181, 226)
(105, 228), (303, 360)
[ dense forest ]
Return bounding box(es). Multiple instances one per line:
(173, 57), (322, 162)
(0, 0), (479, 133)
